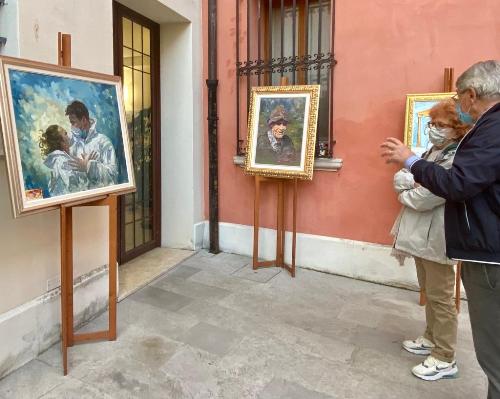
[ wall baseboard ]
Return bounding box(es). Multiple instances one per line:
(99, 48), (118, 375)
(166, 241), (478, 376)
(193, 221), (206, 250)
(199, 221), (465, 294)
(0, 265), (109, 380)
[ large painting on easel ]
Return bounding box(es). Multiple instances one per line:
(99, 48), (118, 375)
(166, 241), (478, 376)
(244, 85), (320, 180)
(0, 56), (135, 217)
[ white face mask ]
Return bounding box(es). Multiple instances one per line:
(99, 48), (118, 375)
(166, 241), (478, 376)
(428, 126), (452, 146)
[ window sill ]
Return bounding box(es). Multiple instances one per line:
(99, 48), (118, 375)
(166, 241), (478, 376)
(232, 155), (343, 171)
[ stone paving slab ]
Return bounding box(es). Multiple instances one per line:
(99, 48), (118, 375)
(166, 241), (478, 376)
(129, 285), (193, 312)
(166, 264), (202, 280)
(153, 275), (232, 302)
(258, 378), (334, 399)
(187, 268), (259, 293)
(0, 360), (66, 399)
(176, 322), (243, 357)
(231, 264), (282, 283)
(38, 377), (114, 399)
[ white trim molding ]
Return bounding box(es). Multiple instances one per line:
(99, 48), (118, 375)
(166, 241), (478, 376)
(232, 155), (343, 171)
(0, 265), (110, 379)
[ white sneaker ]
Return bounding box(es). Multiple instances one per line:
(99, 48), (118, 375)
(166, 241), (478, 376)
(412, 355), (458, 381)
(402, 336), (435, 355)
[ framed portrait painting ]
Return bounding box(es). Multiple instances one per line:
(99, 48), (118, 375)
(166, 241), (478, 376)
(0, 56), (135, 217)
(244, 85), (320, 180)
(404, 92), (455, 156)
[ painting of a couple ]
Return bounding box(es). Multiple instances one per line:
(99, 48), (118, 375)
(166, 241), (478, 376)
(0, 56), (134, 217)
(40, 101), (118, 197)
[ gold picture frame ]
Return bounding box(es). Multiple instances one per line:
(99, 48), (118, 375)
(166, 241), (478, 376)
(0, 56), (135, 217)
(404, 92), (456, 156)
(244, 85), (320, 180)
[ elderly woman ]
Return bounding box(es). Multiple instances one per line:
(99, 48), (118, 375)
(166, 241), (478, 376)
(382, 60), (500, 399)
(391, 100), (470, 381)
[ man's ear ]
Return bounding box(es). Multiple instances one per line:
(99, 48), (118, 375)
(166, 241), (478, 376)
(466, 87), (477, 102)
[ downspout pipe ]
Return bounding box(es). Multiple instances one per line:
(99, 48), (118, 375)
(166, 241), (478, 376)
(207, 0), (220, 253)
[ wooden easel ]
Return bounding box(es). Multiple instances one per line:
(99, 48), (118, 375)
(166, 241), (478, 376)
(252, 77), (297, 277)
(58, 33), (119, 375)
(253, 176), (297, 277)
(419, 67), (462, 313)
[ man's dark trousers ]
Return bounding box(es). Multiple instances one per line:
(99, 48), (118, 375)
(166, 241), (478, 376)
(462, 262), (500, 399)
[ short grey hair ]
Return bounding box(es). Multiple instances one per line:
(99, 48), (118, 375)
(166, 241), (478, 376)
(456, 60), (500, 99)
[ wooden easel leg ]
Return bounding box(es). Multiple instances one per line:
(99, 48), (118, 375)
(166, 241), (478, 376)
(419, 290), (426, 306)
(276, 180), (285, 268)
(253, 177), (261, 270)
(291, 179), (297, 277)
(58, 31), (73, 376)
(60, 206), (73, 376)
(281, 181), (286, 267)
(455, 262), (461, 313)
(108, 195), (118, 340)
(67, 207), (74, 348)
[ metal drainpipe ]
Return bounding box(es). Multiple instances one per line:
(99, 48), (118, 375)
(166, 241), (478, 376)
(207, 0), (220, 254)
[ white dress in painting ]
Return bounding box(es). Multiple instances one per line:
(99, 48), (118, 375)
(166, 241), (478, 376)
(43, 150), (88, 197)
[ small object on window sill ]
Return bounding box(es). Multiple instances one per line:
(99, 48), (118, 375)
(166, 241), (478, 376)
(233, 155), (343, 171)
(0, 37), (7, 48)
(317, 141), (329, 158)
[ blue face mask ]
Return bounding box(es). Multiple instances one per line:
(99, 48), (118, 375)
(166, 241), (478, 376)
(456, 102), (475, 125)
(71, 126), (88, 140)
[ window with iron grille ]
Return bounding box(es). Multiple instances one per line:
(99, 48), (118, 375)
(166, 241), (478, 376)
(236, 0), (336, 158)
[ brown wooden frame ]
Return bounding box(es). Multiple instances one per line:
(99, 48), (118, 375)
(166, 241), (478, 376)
(113, 2), (161, 264)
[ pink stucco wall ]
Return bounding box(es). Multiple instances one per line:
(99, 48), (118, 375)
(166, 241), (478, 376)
(204, 0), (500, 245)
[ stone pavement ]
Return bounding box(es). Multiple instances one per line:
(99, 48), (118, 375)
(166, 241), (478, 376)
(0, 251), (487, 398)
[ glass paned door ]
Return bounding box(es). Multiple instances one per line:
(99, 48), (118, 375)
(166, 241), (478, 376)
(114, 2), (160, 263)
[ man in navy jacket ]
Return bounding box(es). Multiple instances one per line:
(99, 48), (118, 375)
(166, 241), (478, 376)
(382, 60), (500, 399)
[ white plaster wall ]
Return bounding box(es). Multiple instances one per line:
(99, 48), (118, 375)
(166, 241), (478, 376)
(160, 23), (196, 248)
(160, 6), (204, 248)
(189, 2), (204, 227)
(0, 0), (113, 314)
(17, 0), (113, 74)
(0, 266), (109, 379)
(0, 0), (20, 57)
(0, 0), (20, 156)
(160, 0), (200, 23)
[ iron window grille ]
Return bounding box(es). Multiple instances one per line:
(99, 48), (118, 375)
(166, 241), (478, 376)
(236, 0), (337, 158)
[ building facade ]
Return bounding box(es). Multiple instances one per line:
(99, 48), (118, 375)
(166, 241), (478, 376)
(201, 0), (500, 286)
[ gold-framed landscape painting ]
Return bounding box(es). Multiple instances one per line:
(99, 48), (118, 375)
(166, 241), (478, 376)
(244, 85), (320, 180)
(404, 92), (456, 156)
(0, 56), (135, 217)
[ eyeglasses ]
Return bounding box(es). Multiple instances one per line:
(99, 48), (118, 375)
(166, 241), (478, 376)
(427, 121), (452, 129)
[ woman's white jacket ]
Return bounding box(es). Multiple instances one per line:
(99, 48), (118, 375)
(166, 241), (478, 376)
(391, 143), (458, 265)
